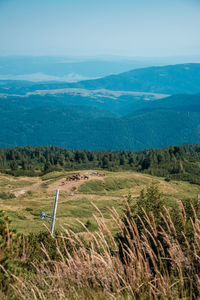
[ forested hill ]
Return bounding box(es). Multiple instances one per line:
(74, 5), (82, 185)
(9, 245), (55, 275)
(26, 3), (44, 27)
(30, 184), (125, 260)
(1, 92), (200, 150)
(1, 63), (200, 150)
(72, 63), (200, 94)
(1, 144), (200, 184)
(35, 63), (200, 95)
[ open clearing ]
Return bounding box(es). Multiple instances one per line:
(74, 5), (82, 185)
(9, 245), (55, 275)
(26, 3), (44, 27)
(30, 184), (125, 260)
(0, 170), (199, 234)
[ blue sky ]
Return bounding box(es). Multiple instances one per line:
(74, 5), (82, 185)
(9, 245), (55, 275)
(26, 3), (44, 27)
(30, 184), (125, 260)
(0, 0), (200, 57)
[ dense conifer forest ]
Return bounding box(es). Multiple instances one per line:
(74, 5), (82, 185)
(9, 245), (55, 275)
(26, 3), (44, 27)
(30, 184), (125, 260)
(1, 143), (200, 184)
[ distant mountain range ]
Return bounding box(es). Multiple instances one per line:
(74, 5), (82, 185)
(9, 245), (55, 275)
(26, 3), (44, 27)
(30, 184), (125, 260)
(1, 56), (199, 82)
(0, 63), (200, 150)
(68, 63), (200, 94)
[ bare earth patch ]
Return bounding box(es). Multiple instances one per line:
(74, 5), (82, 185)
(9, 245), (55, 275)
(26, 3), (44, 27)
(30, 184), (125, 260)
(48, 171), (105, 194)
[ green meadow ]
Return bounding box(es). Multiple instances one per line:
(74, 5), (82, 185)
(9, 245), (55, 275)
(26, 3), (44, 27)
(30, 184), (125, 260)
(0, 170), (199, 234)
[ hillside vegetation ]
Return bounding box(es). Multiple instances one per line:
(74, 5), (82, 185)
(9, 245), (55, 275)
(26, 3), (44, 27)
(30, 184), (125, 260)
(1, 145), (200, 298)
(1, 144), (200, 234)
(1, 177), (200, 299)
(1, 144), (200, 184)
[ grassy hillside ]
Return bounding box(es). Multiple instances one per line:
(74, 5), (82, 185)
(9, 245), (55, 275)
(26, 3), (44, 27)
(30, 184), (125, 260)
(1, 167), (200, 299)
(0, 169), (199, 234)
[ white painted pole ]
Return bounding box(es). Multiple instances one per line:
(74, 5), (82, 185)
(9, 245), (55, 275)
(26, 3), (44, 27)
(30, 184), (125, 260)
(50, 189), (59, 236)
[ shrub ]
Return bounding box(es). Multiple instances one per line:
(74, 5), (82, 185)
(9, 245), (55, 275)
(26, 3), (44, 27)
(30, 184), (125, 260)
(0, 192), (16, 200)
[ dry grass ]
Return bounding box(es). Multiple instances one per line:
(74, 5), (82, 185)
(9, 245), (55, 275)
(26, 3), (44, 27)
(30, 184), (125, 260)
(6, 201), (200, 300)
(1, 170), (199, 235)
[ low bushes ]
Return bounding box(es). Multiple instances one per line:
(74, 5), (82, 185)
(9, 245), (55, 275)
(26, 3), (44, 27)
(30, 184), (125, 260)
(1, 183), (200, 299)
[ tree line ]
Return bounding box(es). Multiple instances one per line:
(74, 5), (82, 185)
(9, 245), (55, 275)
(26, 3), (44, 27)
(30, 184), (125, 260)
(1, 144), (200, 183)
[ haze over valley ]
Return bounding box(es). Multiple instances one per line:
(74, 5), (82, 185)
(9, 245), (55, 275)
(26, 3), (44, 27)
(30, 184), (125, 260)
(0, 62), (200, 150)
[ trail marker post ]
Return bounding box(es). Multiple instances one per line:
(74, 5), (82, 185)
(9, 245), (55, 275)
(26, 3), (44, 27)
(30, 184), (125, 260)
(50, 189), (59, 235)
(40, 189), (59, 236)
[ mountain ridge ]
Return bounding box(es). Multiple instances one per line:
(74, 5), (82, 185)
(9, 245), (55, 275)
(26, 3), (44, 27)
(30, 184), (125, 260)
(69, 63), (200, 94)
(1, 63), (200, 150)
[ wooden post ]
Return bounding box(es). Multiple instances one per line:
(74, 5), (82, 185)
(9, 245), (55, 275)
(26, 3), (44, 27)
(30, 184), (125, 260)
(50, 189), (59, 236)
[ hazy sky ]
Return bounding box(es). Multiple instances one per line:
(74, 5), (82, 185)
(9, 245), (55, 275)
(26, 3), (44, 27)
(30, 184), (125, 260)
(0, 0), (200, 57)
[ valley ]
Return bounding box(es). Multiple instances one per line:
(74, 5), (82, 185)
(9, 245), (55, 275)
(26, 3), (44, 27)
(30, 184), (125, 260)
(1, 63), (200, 150)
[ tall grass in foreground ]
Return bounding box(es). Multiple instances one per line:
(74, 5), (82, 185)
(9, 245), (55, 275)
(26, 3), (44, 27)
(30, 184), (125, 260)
(5, 195), (199, 300)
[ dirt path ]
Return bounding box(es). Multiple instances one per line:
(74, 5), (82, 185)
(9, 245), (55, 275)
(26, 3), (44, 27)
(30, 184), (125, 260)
(12, 180), (42, 197)
(1, 171), (106, 198)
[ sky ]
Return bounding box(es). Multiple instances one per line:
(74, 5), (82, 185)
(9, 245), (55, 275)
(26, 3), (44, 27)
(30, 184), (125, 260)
(0, 0), (200, 57)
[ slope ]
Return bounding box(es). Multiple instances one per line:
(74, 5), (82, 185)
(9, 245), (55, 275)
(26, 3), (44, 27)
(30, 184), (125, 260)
(68, 63), (200, 94)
